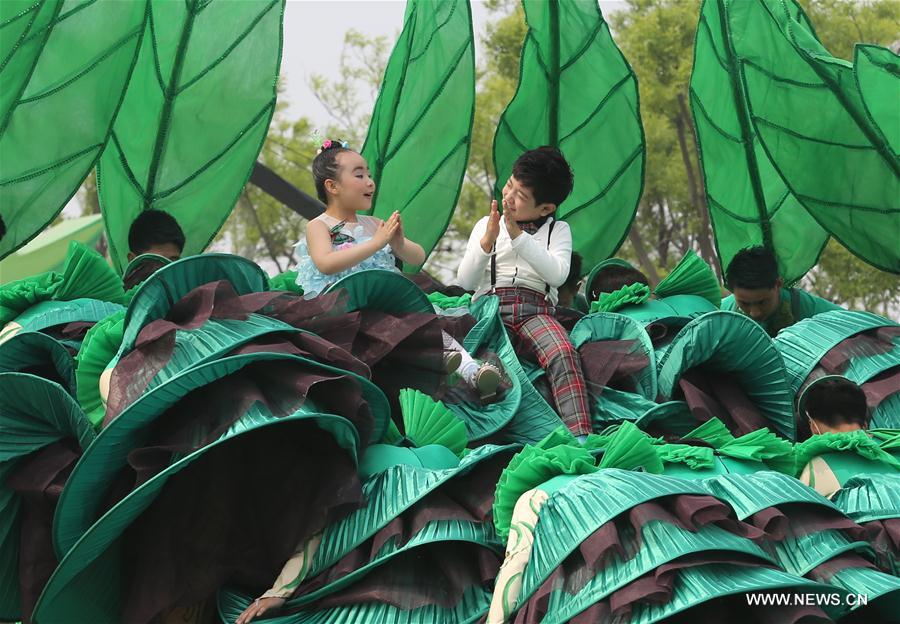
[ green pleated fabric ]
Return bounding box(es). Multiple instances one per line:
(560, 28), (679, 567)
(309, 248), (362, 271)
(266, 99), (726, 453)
(873, 393), (900, 429)
(832, 474), (900, 524)
(0, 241), (125, 328)
(493, 440), (597, 540)
(309, 444), (512, 582)
(656, 311), (795, 438)
(361, 0), (475, 270)
(217, 583), (492, 624)
(448, 296), (564, 443)
(0, 373), (95, 620)
(99, 0), (285, 273)
(538, 522), (773, 624)
(738, 0), (899, 273)
(634, 400), (695, 436)
(268, 269), (302, 295)
(53, 352), (379, 557)
(703, 471), (837, 520)
(770, 528), (872, 578)
(829, 566), (900, 617)
(689, 0), (829, 284)
(34, 409), (358, 624)
(398, 388), (468, 456)
(291, 520), (498, 608)
(74, 310), (125, 429)
(593, 388), (672, 428)
(0, 331), (75, 396)
(518, 469), (716, 603)
(0, 299), (125, 349)
(118, 254), (269, 356)
(615, 295), (717, 329)
(569, 312), (657, 400)
(492, 0), (645, 271)
(626, 564), (837, 624)
(652, 251), (722, 308)
(794, 432), (900, 479)
(0, 0), (145, 262)
(681, 418), (795, 474)
(774, 309), (898, 394)
(323, 269), (433, 315)
(121, 253), (172, 289)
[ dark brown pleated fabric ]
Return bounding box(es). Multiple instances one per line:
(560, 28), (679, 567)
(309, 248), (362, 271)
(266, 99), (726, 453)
(5, 439), (81, 623)
(677, 368), (769, 436)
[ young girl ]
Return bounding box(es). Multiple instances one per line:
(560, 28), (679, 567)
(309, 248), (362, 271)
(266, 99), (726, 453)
(293, 139), (500, 398)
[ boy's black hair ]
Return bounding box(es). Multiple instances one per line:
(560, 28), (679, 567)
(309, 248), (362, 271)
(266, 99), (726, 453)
(588, 265), (649, 301)
(725, 246), (780, 290)
(511, 146), (574, 208)
(804, 377), (869, 428)
(312, 140), (354, 203)
(128, 209), (185, 255)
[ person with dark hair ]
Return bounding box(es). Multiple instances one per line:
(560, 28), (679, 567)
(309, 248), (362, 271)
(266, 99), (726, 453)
(802, 375), (870, 438)
(793, 376), (897, 499)
(293, 139), (500, 399)
(457, 147), (592, 438)
(127, 209), (186, 262)
(585, 260), (649, 303)
(722, 246), (839, 336)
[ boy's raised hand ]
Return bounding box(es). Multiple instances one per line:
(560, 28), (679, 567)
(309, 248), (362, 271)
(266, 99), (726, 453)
(373, 212), (401, 249)
(480, 200), (501, 254)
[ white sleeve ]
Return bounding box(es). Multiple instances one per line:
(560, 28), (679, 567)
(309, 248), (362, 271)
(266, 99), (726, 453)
(456, 216), (492, 290)
(509, 220), (572, 287)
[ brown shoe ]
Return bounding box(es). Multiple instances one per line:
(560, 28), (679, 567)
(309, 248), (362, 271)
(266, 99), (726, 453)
(474, 363), (501, 402)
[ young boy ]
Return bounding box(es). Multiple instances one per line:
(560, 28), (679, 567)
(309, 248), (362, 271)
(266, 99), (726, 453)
(457, 147), (591, 437)
(722, 246), (840, 337)
(127, 209), (185, 262)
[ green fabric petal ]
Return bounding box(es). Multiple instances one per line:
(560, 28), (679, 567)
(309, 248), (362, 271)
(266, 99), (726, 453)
(399, 388), (468, 457)
(657, 444), (716, 470)
(493, 440), (597, 539)
(268, 269), (303, 295)
(74, 310), (126, 429)
(0, 272), (61, 326)
(793, 431), (900, 477)
(682, 417), (735, 447)
(594, 421), (663, 473)
(53, 242), (125, 305)
(589, 282), (651, 313)
(870, 428), (900, 450)
(0, 331), (75, 396)
(720, 428), (795, 474)
(0, 373), (95, 619)
(427, 291), (472, 310)
(832, 473), (900, 524)
(652, 250), (722, 307)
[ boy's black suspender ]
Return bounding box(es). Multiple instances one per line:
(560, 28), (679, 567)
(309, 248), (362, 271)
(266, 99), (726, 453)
(490, 219), (556, 296)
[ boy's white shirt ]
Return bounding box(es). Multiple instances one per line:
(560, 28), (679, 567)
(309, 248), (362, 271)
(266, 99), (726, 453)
(456, 215), (572, 305)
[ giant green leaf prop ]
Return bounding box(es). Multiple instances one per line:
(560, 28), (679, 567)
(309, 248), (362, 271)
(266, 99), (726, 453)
(743, 0), (900, 273)
(98, 0), (285, 272)
(689, 0), (829, 285)
(0, 0), (146, 262)
(492, 0), (644, 271)
(362, 0), (475, 270)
